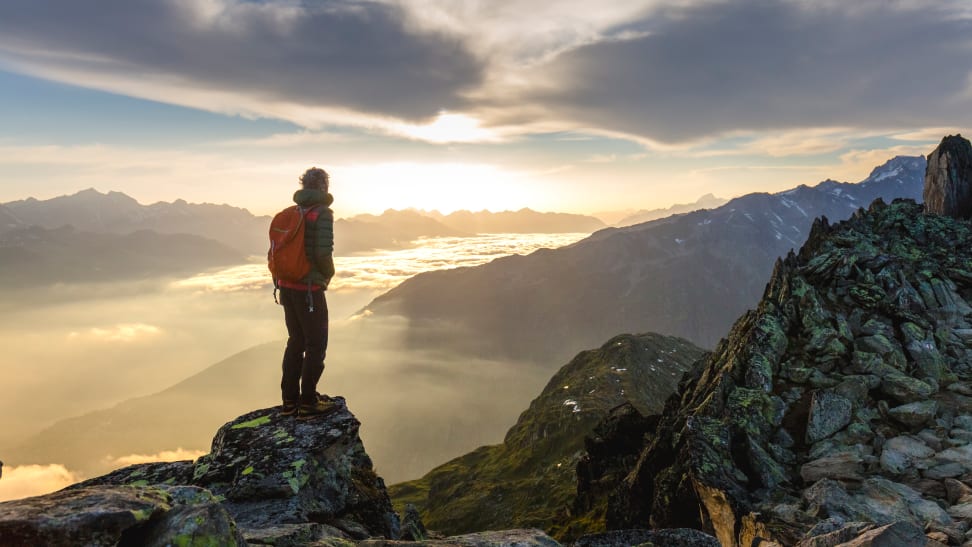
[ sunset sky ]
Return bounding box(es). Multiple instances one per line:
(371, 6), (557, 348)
(0, 0), (970, 217)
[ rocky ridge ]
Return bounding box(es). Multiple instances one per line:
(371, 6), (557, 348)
(578, 197), (972, 546)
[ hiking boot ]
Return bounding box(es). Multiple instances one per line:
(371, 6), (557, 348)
(298, 398), (338, 420)
(280, 401), (298, 416)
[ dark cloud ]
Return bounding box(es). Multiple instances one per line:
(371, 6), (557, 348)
(533, 1), (972, 142)
(0, 0), (482, 121)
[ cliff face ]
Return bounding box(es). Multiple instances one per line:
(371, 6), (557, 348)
(925, 135), (972, 219)
(585, 199), (972, 546)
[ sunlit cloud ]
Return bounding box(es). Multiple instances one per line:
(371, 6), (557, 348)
(68, 323), (162, 343)
(835, 145), (933, 180)
(173, 232), (589, 293)
(890, 127), (968, 142)
(0, 464), (81, 502)
(394, 112), (504, 143)
(172, 264), (269, 293)
(1, 0), (968, 147)
(336, 162), (548, 214)
(106, 448), (207, 468)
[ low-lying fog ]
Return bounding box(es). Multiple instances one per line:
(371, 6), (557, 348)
(0, 232), (586, 501)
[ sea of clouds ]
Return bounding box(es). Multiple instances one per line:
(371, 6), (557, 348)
(0, 232), (587, 501)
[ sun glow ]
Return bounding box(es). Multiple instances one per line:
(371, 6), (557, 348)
(336, 162), (543, 214)
(396, 112), (500, 143)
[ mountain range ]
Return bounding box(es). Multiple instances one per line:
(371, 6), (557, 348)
(1, 190), (605, 260)
(3, 189), (269, 255)
(362, 156), (927, 364)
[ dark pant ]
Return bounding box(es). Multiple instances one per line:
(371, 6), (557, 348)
(280, 287), (328, 405)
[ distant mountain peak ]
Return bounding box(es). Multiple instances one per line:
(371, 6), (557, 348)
(864, 155), (925, 183)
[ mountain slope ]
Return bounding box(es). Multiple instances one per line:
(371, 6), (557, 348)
(0, 203), (22, 234)
(0, 224), (246, 286)
(363, 156), (926, 363)
(389, 332), (705, 536)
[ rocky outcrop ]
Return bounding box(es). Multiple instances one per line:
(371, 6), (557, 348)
(389, 333), (705, 539)
(0, 484), (245, 546)
(924, 134), (972, 219)
(1, 397), (402, 545)
(581, 199), (972, 545)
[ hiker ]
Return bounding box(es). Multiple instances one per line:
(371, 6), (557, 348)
(269, 167), (336, 418)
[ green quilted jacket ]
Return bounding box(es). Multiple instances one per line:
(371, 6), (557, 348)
(293, 188), (335, 287)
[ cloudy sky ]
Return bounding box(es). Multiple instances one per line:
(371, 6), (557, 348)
(0, 0), (969, 216)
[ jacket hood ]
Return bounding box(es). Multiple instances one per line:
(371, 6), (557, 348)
(293, 188), (334, 207)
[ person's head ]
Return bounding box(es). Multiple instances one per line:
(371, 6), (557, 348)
(300, 167), (329, 192)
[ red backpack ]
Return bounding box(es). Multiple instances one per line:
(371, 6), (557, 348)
(268, 205), (320, 286)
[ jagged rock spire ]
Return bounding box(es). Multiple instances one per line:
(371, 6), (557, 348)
(924, 134), (972, 218)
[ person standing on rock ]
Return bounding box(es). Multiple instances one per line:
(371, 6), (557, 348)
(270, 167), (338, 419)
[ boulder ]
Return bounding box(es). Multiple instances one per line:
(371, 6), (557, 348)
(0, 485), (244, 547)
(800, 451), (864, 483)
(806, 391), (853, 443)
(401, 503), (429, 541)
(879, 436), (934, 475)
(887, 400), (938, 428)
(924, 134), (972, 218)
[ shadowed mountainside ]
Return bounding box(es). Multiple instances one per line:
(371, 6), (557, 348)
(362, 156), (926, 364)
(0, 224), (245, 287)
(389, 333), (705, 538)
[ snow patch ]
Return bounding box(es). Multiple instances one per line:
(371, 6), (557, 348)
(874, 166), (902, 182)
(563, 399), (581, 413)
